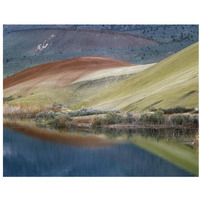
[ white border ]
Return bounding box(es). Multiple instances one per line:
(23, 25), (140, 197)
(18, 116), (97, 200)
(1, 0), (200, 200)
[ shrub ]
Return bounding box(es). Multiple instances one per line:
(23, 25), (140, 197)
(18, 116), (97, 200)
(52, 102), (63, 108)
(68, 108), (119, 117)
(125, 112), (134, 123)
(168, 114), (195, 126)
(149, 106), (157, 112)
(92, 117), (106, 127)
(36, 110), (57, 120)
(3, 95), (14, 103)
(35, 111), (72, 128)
(92, 111), (198, 128)
(104, 113), (124, 124)
(194, 133), (199, 151)
(50, 114), (72, 128)
(150, 106), (195, 114)
(140, 111), (165, 124)
(92, 112), (125, 127)
(192, 108), (199, 114)
(189, 115), (199, 127)
(163, 107), (194, 114)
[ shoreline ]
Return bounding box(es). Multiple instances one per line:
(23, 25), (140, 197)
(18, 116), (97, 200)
(4, 112), (198, 132)
(3, 118), (120, 148)
(3, 116), (199, 176)
(73, 122), (198, 131)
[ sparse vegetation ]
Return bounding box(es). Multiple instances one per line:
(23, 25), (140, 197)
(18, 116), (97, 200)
(4, 103), (198, 131)
(3, 105), (46, 119)
(35, 111), (72, 128)
(92, 112), (130, 127)
(92, 111), (198, 128)
(150, 106), (196, 114)
(3, 95), (14, 103)
(194, 133), (199, 152)
(140, 111), (165, 124)
(168, 114), (198, 127)
(68, 108), (119, 117)
(104, 112), (124, 124)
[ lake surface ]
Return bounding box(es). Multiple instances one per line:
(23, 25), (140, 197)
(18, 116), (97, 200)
(3, 127), (196, 177)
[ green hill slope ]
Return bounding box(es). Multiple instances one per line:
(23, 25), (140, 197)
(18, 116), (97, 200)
(71, 43), (199, 112)
(6, 74), (133, 108)
(5, 63), (152, 108)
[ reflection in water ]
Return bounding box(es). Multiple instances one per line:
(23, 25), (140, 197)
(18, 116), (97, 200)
(3, 128), (194, 176)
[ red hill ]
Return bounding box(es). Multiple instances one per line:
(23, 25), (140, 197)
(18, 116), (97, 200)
(4, 56), (134, 93)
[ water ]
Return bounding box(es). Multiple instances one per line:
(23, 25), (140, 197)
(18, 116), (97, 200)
(3, 127), (196, 176)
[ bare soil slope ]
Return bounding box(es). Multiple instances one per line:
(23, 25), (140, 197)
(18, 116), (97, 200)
(4, 56), (133, 93)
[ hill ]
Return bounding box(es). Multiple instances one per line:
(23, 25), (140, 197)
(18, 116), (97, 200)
(4, 56), (133, 94)
(4, 25), (198, 78)
(3, 28), (158, 77)
(4, 58), (156, 108)
(4, 63), (153, 108)
(71, 43), (199, 112)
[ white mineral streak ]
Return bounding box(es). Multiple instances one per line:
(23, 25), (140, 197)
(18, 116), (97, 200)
(35, 34), (56, 52)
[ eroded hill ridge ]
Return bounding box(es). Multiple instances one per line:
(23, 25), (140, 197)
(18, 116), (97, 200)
(4, 56), (134, 92)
